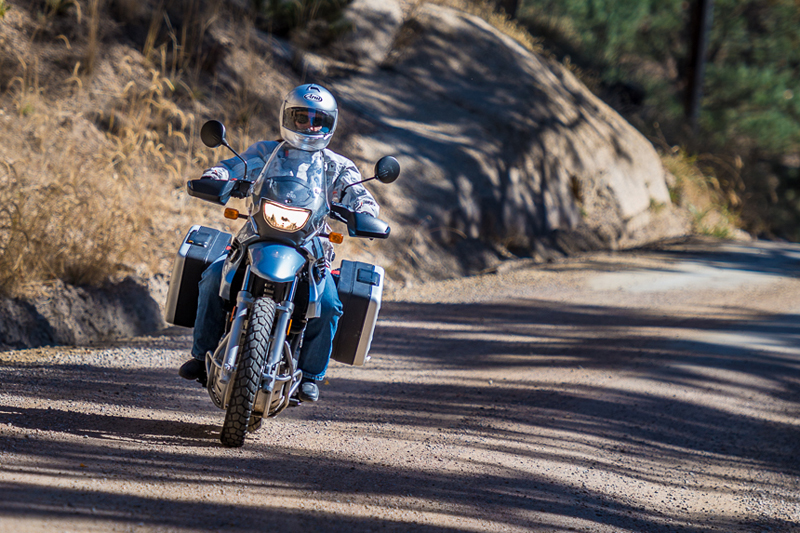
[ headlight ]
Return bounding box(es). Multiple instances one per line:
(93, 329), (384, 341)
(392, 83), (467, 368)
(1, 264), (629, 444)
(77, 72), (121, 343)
(262, 200), (311, 231)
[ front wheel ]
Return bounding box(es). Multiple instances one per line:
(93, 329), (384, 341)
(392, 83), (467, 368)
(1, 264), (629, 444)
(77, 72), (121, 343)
(220, 297), (276, 447)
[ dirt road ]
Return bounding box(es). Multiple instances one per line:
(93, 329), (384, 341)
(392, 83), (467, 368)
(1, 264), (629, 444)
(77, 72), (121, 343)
(1, 238), (798, 532)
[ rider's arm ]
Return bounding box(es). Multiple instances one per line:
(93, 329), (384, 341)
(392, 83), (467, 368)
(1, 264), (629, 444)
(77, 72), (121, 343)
(327, 152), (380, 217)
(200, 141), (278, 181)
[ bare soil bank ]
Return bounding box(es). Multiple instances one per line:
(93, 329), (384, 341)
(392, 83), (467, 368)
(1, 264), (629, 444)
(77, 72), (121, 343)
(0, 276), (166, 351)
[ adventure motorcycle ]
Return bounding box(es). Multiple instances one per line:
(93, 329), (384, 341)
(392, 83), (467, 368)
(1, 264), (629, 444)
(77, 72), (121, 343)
(164, 120), (399, 447)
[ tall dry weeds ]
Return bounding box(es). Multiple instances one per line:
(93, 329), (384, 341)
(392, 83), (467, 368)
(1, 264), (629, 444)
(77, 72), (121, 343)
(660, 148), (740, 239)
(0, 119), (143, 294)
(0, 36), (217, 297)
(84, 0), (100, 73)
(0, 0), (323, 297)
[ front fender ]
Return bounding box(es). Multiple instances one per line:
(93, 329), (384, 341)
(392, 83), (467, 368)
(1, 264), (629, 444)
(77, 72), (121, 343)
(248, 243), (306, 283)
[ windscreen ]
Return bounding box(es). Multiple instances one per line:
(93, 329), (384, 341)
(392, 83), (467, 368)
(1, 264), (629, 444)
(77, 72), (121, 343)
(253, 143), (329, 237)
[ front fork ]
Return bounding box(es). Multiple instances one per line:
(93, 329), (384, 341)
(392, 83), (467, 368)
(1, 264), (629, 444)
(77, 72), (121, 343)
(208, 268), (302, 412)
(256, 278), (302, 415)
(206, 266), (255, 409)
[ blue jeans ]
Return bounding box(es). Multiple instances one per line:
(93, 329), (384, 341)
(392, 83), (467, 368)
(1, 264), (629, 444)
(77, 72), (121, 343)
(191, 257), (343, 382)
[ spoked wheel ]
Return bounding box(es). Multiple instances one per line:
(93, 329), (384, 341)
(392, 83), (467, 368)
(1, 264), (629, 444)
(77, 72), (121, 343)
(220, 297), (276, 447)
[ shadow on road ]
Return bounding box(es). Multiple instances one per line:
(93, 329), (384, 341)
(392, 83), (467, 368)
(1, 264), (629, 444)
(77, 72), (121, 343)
(1, 293), (798, 532)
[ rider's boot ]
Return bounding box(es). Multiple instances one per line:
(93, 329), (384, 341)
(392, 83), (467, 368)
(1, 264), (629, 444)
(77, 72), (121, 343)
(298, 378), (319, 402)
(179, 358), (207, 387)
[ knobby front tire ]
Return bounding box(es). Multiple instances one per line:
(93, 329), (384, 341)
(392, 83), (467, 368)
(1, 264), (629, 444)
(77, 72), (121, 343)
(220, 297), (276, 448)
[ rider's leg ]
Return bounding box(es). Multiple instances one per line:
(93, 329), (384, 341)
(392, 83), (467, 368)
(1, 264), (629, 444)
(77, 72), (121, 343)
(180, 256), (226, 381)
(192, 257), (227, 359)
(297, 270), (343, 400)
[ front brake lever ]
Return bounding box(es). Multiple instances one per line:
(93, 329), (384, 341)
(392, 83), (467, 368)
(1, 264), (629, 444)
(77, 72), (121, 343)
(329, 202), (353, 224)
(329, 211), (348, 223)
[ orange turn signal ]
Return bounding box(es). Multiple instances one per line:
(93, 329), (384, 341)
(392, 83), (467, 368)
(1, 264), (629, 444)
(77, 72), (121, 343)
(328, 232), (344, 244)
(224, 208), (240, 220)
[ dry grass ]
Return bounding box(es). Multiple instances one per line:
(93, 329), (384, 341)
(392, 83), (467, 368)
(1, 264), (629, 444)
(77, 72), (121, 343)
(0, 90), (217, 296)
(84, 0), (100, 73)
(0, 131), (141, 293)
(661, 148), (741, 239)
(0, 2), (235, 296)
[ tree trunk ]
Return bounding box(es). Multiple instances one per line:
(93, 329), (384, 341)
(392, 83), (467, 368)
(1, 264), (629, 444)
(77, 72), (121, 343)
(684, 0), (714, 133)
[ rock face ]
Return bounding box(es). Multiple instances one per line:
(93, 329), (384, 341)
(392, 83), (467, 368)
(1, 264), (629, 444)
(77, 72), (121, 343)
(330, 3), (686, 276)
(336, 0), (404, 67)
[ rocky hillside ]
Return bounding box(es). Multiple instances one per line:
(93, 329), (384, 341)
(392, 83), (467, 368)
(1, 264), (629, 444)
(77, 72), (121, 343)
(332, 1), (688, 280)
(0, 0), (697, 347)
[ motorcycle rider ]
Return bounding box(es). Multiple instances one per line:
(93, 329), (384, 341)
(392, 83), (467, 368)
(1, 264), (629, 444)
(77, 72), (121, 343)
(178, 83), (380, 402)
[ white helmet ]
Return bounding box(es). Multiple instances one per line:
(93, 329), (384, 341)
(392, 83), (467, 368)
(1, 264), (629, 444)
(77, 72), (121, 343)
(279, 84), (338, 151)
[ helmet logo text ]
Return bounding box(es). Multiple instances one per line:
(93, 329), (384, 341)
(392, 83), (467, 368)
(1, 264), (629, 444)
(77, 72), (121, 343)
(304, 94), (323, 102)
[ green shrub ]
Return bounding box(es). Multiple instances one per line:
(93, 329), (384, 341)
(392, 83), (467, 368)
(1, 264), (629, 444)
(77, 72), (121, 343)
(518, 0), (800, 238)
(518, 0), (800, 156)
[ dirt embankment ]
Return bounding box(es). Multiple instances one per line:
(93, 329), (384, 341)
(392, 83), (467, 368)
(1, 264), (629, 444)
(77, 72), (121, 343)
(0, 276), (166, 351)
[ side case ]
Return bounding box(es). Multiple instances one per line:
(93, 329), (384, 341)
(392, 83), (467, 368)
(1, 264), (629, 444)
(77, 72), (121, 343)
(164, 225), (232, 328)
(331, 261), (384, 366)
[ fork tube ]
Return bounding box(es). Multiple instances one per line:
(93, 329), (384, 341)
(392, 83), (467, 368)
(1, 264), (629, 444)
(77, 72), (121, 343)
(219, 266), (254, 384)
(266, 277), (297, 367)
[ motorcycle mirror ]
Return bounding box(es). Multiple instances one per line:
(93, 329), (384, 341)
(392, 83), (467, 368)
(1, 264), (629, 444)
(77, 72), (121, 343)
(374, 156), (400, 184)
(199, 119), (250, 182)
(339, 155), (400, 197)
(201, 120), (227, 148)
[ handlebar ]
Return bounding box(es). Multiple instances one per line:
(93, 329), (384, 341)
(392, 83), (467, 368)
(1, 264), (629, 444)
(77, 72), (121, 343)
(329, 202), (390, 239)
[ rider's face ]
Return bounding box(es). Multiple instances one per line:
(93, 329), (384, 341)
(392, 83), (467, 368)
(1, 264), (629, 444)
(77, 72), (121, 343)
(294, 111), (322, 132)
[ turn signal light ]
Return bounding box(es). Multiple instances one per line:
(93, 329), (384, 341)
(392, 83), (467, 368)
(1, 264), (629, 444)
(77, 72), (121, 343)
(328, 232), (344, 244)
(224, 208), (240, 220)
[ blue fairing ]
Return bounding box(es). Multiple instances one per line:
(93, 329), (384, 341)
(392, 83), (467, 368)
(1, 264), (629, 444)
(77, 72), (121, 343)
(248, 243), (306, 283)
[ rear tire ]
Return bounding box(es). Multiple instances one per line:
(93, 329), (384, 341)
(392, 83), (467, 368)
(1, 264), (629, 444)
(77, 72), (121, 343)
(220, 297), (276, 448)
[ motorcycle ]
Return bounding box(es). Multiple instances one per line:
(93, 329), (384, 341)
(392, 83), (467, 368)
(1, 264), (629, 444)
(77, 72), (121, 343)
(164, 119), (399, 447)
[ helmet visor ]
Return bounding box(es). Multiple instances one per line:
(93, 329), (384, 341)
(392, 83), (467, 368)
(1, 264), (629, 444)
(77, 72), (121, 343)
(283, 107), (336, 135)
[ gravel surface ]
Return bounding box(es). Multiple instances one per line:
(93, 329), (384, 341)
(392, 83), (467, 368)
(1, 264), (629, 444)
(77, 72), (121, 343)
(1, 238), (799, 532)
